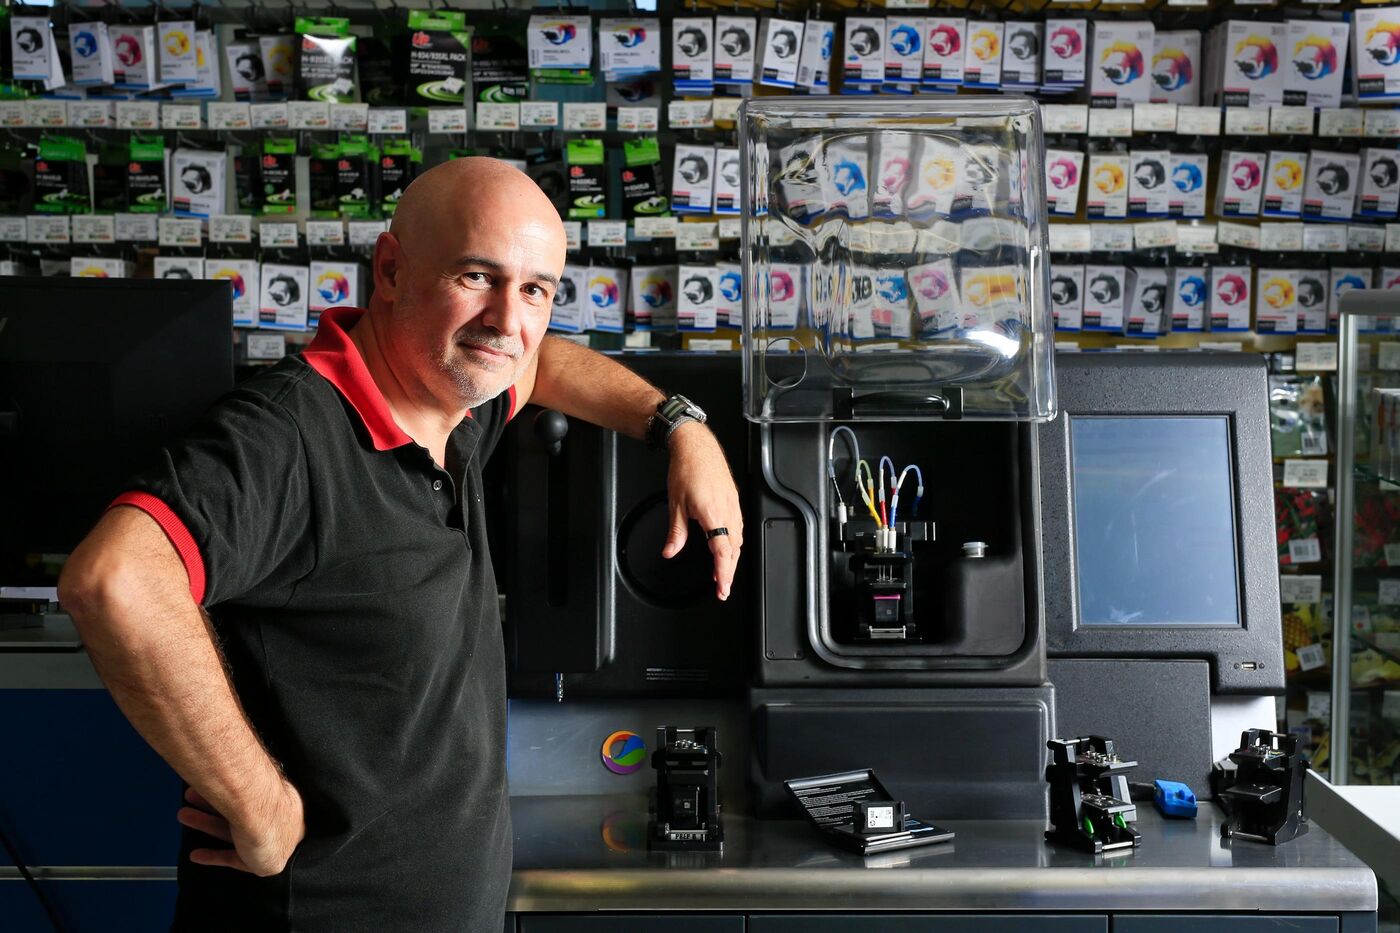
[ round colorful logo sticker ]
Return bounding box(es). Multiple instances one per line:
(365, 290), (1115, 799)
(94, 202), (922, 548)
(601, 731), (647, 775)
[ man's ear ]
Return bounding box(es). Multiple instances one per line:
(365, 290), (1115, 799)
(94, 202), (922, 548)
(372, 232), (405, 300)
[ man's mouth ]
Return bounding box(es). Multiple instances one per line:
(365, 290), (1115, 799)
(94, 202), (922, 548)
(458, 340), (514, 363)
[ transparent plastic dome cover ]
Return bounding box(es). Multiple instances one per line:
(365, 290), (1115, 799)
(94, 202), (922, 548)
(740, 96), (1056, 423)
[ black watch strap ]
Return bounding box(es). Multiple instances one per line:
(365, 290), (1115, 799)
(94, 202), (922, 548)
(646, 394), (707, 449)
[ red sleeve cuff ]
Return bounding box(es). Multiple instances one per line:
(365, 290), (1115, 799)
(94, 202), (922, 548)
(507, 384), (518, 423)
(107, 492), (207, 605)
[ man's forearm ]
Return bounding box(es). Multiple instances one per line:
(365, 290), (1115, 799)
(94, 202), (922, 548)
(528, 335), (666, 439)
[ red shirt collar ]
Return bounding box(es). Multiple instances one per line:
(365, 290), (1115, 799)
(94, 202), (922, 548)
(302, 307), (414, 451)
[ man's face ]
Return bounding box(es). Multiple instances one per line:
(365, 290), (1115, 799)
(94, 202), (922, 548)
(386, 202), (565, 410)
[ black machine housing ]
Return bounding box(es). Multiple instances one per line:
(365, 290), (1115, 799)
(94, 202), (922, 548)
(649, 725), (724, 851)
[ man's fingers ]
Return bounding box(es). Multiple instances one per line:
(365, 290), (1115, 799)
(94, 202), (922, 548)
(707, 533), (739, 601)
(661, 502), (689, 559)
(189, 848), (253, 873)
(178, 806), (233, 843)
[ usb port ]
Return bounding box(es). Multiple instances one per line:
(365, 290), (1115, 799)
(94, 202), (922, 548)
(1239, 661), (1258, 671)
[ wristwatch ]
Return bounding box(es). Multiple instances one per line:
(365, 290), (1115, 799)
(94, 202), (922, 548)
(646, 394), (707, 449)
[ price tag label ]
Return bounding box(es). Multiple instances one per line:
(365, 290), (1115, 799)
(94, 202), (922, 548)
(208, 102), (251, 130)
(1296, 642), (1326, 671)
(1133, 220), (1177, 249)
(668, 99), (713, 129)
(162, 103), (203, 130)
(250, 102), (289, 129)
(1295, 342), (1338, 371)
(1350, 225), (1385, 253)
(712, 97), (742, 123)
(634, 216), (677, 239)
(368, 109), (408, 135)
(1132, 103), (1178, 133)
(0, 101), (25, 128)
(72, 215), (116, 244)
(1217, 221), (1261, 250)
(519, 101), (559, 129)
(1048, 224), (1092, 253)
(1388, 224), (1400, 253)
(769, 224), (798, 248)
(1088, 107), (1133, 138)
(1381, 579), (1400, 605)
(1175, 223), (1219, 254)
(1318, 108), (1364, 138)
(1283, 459), (1329, 489)
(347, 220), (387, 247)
(1289, 537), (1323, 564)
(1270, 106), (1314, 136)
(1260, 222), (1305, 252)
(1225, 108), (1270, 136)
(1280, 574), (1323, 603)
(26, 100), (66, 128)
(476, 102), (520, 131)
(718, 218), (742, 240)
(563, 102), (606, 132)
(115, 213), (157, 242)
(1306, 691), (1330, 721)
(676, 222), (719, 252)
(158, 217), (203, 248)
(116, 101), (160, 130)
(427, 108), (468, 135)
(329, 103), (369, 132)
(1365, 109), (1400, 138)
(305, 220), (345, 247)
(1090, 223), (1134, 252)
(259, 222), (299, 248)
(27, 216), (70, 244)
(587, 220), (628, 248)
(689, 338), (737, 351)
(1200, 341), (1243, 351)
(68, 101), (112, 128)
(1176, 105), (1221, 136)
(1379, 342), (1400, 370)
(246, 333), (287, 361)
(617, 106), (659, 133)
(288, 101), (330, 130)
(886, 0), (930, 8)
(1042, 104), (1088, 134)
(1055, 340), (1080, 351)
(0, 217), (26, 242)
(563, 221), (582, 251)
(1303, 224), (1347, 253)
(209, 214), (254, 244)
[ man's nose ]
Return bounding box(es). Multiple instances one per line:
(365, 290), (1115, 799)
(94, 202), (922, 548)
(480, 288), (525, 337)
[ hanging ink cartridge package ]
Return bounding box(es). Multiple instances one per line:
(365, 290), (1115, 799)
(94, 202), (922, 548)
(768, 262), (804, 329)
(1125, 267), (1170, 336)
(206, 259), (260, 328)
(296, 17), (358, 103)
(1209, 266), (1254, 332)
(1296, 269), (1329, 334)
(1128, 149), (1171, 217)
(1086, 153), (1129, 219)
(155, 257), (204, 281)
(69, 22), (115, 87)
(123, 137), (167, 212)
(1354, 7), (1400, 102)
(713, 146), (741, 216)
(1051, 264), (1086, 331)
(169, 31), (222, 99)
(111, 25), (161, 91)
(1091, 21), (1154, 107)
(172, 148), (226, 219)
(33, 137), (91, 215)
(678, 265), (720, 331)
(758, 18), (803, 89)
(883, 17), (924, 86)
(260, 35), (297, 98)
(921, 18), (965, 87)
(225, 41), (268, 101)
(309, 261), (364, 329)
(1168, 153), (1208, 218)
(872, 132), (916, 217)
(158, 20), (199, 85)
(260, 264), (311, 331)
(1330, 268), (1373, 330)
(953, 143), (1007, 214)
(845, 265), (878, 340)
(335, 136), (376, 220)
(1083, 265), (1128, 332)
(567, 138), (608, 220)
(379, 141), (420, 217)
(547, 264), (588, 334)
(631, 265), (678, 331)
(907, 258), (961, 336)
(961, 265), (1025, 336)
(10, 15), (56, 82)
(1216, 151), (1264, 218)
(796, 20), (835, 92)
(1283, 20), (1348, 108)
(1262, 150), (1308, 219)
(1303, 151), (1361, 220)
(1150, 31), (1200, 105)
(907, 134), (960, 220)
(714, 16), (757, 87)
(1215, 21), (1286, 107)
(623, 137), (670, 218)
(1171, 267), (1209, 332)
(717, 263), (744, 328)
(599, 18), (661, 81)
(1256, 269), (1300, 334)
(776, 138), (827, 223)
(588, 266), (628, 333)
(1359, 148), (1400, 219)
(528, 14), (592, 72)
(1002, 22), (1044, 90)
(673, 18), (714, 95)
(672, 144), (716, 215)
(823, 136), (871, 221)
(1044, 149), (1084, 216)
(259, 138), (298, 215)
(405, 12), (473, 105)
(844, 17), (885, 89)
(1042, 19), (1087, 91)
(964, 21), (1004, 88)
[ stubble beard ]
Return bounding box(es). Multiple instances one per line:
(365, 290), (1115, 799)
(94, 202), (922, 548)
(439, 324), (522, 409)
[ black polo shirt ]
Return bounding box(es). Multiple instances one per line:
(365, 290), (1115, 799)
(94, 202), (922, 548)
(112, 306), (518, 932)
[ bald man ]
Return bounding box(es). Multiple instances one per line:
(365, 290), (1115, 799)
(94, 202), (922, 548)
(59, 158), (743, 931)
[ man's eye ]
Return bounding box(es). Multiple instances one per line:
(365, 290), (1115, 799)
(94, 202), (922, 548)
(464, 272), (490, 284)
(524, 284), (545, 298)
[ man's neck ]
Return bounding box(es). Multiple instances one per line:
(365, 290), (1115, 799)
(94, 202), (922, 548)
(348, 306), (467, 465)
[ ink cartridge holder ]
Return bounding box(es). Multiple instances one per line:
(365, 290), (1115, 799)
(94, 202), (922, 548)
(1044, 735), (1144, 855)
(1220, 729), (1309, 846)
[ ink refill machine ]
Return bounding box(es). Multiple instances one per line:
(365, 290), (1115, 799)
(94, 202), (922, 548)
(739, 96), (1060, 823)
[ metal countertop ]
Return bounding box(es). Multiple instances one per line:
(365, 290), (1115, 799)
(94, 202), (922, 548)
(507, 795), (1378, 913)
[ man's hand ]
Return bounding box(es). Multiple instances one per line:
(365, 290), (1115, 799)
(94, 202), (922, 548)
(178, 780), (306, 876)
(662, 421), (743, 601)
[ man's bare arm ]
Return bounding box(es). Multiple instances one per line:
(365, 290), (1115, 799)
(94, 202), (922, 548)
(58, 507), (303, 875)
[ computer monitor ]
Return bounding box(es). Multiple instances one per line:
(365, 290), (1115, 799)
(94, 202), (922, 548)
(1039, 352), (1283, 694)
(0, 277), (234, 586)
